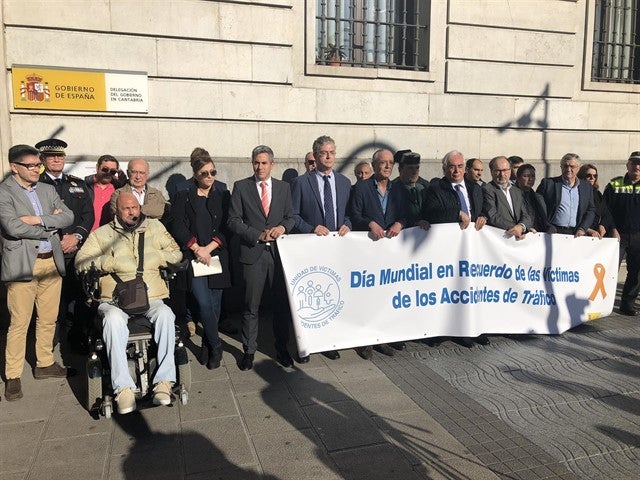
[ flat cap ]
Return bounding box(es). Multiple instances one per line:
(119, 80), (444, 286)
(629, 151), (640, 162)
(395, 149), (420, 166)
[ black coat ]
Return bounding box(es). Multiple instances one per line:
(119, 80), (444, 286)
(170, 185), (231, 289)
(423, 177), (484, 224)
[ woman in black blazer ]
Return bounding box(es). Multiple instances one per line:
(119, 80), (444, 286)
(577, 163), (618, 239)
(171, 155), (231, 369)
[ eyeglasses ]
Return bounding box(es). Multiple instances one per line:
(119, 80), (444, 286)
(198, 169), (217, 177)
(317, 150), (336, 158)
(493, 168), (511, 174)
(585, 173), (598, 179)
(128, 170), (148, 176)
(15, 162), (43, 171)
(100, 167), (118, 175)
(306, 160), (316, 165)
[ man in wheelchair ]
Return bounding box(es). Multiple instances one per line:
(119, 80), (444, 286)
(75, 192), (183, 414)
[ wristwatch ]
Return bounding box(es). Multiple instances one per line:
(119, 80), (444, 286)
(73, 233), (83, 244)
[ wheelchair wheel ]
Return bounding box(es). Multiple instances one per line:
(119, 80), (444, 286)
(179, 385), (189, 405)
(177, 361), (191, 395)
(85, 354), (103, 412)
(103, 395), (113, 419)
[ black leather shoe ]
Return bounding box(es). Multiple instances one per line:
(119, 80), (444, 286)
(5, 378), (23, 401)
(475, 335), (490, 346)
(239, 353), (254, 371)
(376, 343), (395, 357)
(422, 337), (442, 347)
(207, 348), (222, 370)
(620, 305), (638, 316)
(358, 346), (373, 360)
(390, 342), (406, 351)
(276, 350), (293, 368)
(323, 350), (340, 360)
(297, 355), (310, 364)
(456, 337), (475, 349)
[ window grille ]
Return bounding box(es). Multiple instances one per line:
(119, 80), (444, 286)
(592, 0), (640, 83)
(315, 0), (430, 71)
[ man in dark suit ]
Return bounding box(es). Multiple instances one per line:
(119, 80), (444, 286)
(423, 150), (487, 231)
(0, 144), (74, 401)
(291, 135), (351, 362)
(422, 150), (488, 348)
(350, 148), (408, 359)
(228, 145), (296, 370)
(36, 138), (94, 350)
(483, 156), (532, 239)
(536, 153), (595, 237)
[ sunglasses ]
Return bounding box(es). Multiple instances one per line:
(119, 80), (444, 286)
(307, 160), (316, 165)
(15, 162), (43, 171)
(198, 169), (217, 177)
(585, 173), (598, 179)
(100, 167), (118, 175)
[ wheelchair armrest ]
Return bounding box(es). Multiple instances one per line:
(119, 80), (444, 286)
(159, 259), (190, 282)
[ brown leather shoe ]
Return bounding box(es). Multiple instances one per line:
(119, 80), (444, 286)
(34, 362), (68, 379)
(5, 378), (23, 401)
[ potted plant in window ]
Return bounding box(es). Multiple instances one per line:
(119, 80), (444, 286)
(322, 44), (346, 66)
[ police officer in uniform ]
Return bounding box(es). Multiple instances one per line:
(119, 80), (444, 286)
(604, 151), (640, 315)
(36, 138), (94, 349)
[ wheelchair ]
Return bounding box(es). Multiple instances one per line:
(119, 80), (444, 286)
(80, 261), (191, 418)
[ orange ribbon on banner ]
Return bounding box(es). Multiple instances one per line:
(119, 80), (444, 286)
(588, 263), (607, 301)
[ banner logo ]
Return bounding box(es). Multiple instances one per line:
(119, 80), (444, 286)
(291, 267), (344, 328)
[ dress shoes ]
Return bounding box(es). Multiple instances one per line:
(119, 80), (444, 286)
(390, 342), (406, 351)
(34, 362), (72, 379)
(376, 343), (395, 356)
(619, 304), (638, 316)
(4, 378), (23, 401)
(456, 337), (475, 349)
(358, 345), (373, 360)
(239, 353), (254, 371)
(276, 350), (294, 368)
(297, 355), (310, 364)
(475, 335), (490, 346)
(322, 350), (340, 360)
(422, 337), (442, 347)
(207, 348), (223, 370)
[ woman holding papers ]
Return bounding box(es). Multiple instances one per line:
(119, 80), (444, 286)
(171, 154), (231, 369)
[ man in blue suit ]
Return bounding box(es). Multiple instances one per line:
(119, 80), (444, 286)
(536, 153), (595, 236)
(291, 135), (351, 362)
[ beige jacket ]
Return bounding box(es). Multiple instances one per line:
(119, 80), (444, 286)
(75, 217), (182, 301)
(110, 184), (167, 219)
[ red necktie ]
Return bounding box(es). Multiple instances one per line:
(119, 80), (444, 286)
(260, 181), (270, 217)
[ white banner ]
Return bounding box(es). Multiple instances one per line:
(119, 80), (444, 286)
(277, 225), (619, 356)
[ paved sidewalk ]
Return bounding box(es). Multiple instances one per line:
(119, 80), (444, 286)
(1, 327), (500, 480)
(0, 307), (638, 479)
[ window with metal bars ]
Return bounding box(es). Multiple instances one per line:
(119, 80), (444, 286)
(315, 0), (430, 71)
(591, 0), (640, 83)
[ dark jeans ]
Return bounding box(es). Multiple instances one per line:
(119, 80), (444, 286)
(620, 232), (640, 308)
(190, 276), (223, 351)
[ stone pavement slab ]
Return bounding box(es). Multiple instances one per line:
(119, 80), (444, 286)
(2, 306), (637, 480)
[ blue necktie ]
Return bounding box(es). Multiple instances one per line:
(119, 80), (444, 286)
(455, 184), (469, 215)
(323, 175), (336, 231)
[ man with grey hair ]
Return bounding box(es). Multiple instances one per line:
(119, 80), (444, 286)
(483, 156), (532, 239)
(350, 148), (408, 359)
(422, 150), (488, 348)
(228, 145), (296, 370)
(110, 158), (167, 220)
(423, 150), (487, 230)
(354, 161), (373, 182)
(536, 153), (595, 237)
